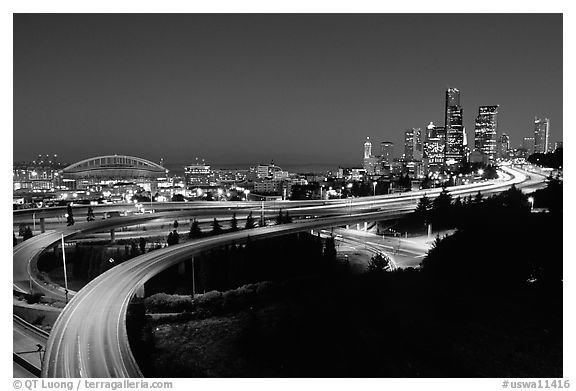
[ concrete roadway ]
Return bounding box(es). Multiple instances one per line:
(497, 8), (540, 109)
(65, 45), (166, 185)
(9, 165), (537, 377)
(13, 315), (48, 377)
(41, 166), (541, 378)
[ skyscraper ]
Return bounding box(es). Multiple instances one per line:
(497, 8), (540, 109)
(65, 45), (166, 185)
(380, 141), (394, 164)
(404, 128), (423, 161)
(498, 133), (510, 159)
(404, 129), (414, 160)
(444, 88), (465, 165)
(364, 137), (372, 159)
(363, 137), (377, 174)
(534, 117), (550, 154)
(423, 122), (445, 173)
(474, 105), (499, 163)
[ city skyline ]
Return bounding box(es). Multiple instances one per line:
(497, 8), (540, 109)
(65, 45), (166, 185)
(14, 14), (562, 166)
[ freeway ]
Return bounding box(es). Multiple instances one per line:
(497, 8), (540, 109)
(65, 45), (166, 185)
(39, 208), (439, 378)
(40, 166), (542, 378)
(328, 228), (431, 269)
(13, 315), (49, 377)
(9, 165), (540, 377)
(15, 165), (527, 301)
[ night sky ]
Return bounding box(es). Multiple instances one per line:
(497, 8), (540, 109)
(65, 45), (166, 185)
(13, 14), (562, 168)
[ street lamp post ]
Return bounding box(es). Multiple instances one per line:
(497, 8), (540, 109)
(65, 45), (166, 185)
(373, 181), (377, 197)
(61, 234), (69, 304)
(528, 196), (534, 212)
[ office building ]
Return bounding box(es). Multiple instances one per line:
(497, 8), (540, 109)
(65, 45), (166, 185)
(534, 117), (550, 154)
(423, 122), (445, 173)
(474, 105), (499, 163)
(445, 88), (465, 165)
(403, 128), (423, 161)
(498, 133), (510, 159)
(380, 141), (394, 164)
(364, 137), (372, 159)
(185, 158), (213, 186)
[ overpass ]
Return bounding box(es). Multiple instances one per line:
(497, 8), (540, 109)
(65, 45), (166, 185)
(12, 165), (544, 377)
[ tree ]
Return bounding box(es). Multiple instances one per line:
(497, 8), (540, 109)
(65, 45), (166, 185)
(398, 173), (412, 190)
(66, 204), (75, 226)
(324, 236), (337, 263)
(229, 213), (239, 232)
(497, 185), (529, 211)
(171, 194), (185, 202)
(245, 212), (256, 229)
(189, 219), (202, 239)
(432, 188), (452, 213)
(276, 210), (284, 225)
(284, 211), (293, 223)
(167, 231), (175, 246)
(139, 237), (147, 254)
(474, 191), (483, 204)
(173, 220), (179, 230)
(211, 218), (222, 235)
(259, 215), (267, 227)
(367, 252), (392, 273)
(23, 226), (33, 241)
(87, 206), (95, 221)
(130, 240), (139, 256)
(172, 230), (180, 245)
(415, 194), (432, 222)
(453, 196), (462, 210)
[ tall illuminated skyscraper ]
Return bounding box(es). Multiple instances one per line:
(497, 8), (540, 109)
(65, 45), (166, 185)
(474, 105), (499, 162)
(363, 137), (378, 174)
(444, 88), (465, 165)
(380, 141), (394, 164)
(404, 128), (423, 161)
(534, 117), (550, 154)
(364, 137), (372, 159)
(424, 122), (445, 172)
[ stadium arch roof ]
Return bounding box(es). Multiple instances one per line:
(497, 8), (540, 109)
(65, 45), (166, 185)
(62, 155), (166, 179)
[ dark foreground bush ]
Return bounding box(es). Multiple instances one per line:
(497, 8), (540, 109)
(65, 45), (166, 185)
(144, 293), (194, 313)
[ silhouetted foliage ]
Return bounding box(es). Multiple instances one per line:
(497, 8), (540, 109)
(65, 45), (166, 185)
(367, 252), (392, 273)
(167, 230), (180, 246)
(245, 212), (256, 229)
(230, 213), (239, 232)
(13, 233), (17, 246)
(414, 194), (432, 223)
(189, 219), (202, 239)
(528, 148), (563, 169)
(87, 206), (95, 221)
(173, 220), (179, 229)
(131, 240), (139, 256)
(66, 204), (75, 226)
(398, 173), (412, 190)
(276, 210), (284, 225)
(532, 178), (563, 214)
(211, 218), (223, 235)
(23, 226), (33, 241)
(139, 237), (147, 254)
